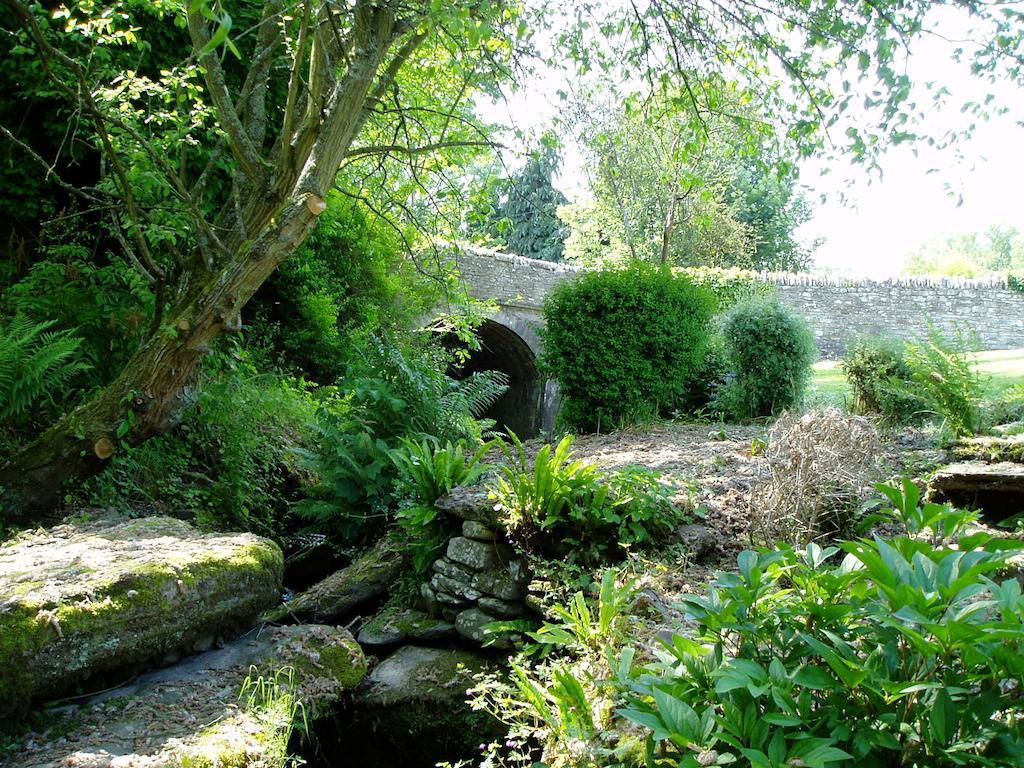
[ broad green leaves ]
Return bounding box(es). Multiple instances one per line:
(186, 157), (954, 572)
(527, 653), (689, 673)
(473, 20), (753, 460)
(620, 482), (1024, 766)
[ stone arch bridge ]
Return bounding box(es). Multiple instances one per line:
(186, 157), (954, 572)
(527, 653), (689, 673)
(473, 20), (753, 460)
(450, 247), (1024, 436)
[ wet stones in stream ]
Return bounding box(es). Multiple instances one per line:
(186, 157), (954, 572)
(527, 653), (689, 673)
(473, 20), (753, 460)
(305, 645), (501, 768)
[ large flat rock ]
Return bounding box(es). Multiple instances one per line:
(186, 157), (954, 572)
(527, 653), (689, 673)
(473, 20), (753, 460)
(2, 624), (365, 768)
(929, 461), (1024, 517)
(0, 516), (283, 719)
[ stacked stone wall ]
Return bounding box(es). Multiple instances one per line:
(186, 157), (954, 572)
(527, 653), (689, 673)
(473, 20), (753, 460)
(452, 248), (1024, 357)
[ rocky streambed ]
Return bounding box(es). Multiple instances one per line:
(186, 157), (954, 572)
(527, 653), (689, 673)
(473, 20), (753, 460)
(1, 421), (959, 768)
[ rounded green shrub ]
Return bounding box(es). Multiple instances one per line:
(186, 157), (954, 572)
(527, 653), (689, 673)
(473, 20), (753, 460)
(541, 263), (713, 431)
(841, 335), (923, 423)
(716, 295), (816, 418)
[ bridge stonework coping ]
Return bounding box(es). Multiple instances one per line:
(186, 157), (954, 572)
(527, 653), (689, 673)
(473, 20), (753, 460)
(452, 246), (1024, 359)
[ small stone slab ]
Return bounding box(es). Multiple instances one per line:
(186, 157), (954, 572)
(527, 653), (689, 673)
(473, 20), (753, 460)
(672, 523), (720, 562)
(357, 608), (455, 647)
(462, 520), (497, 541)
(446, 537), (512, 572)
(472, 569), (527, 601)
(477, 596), (522, 618)
(0, 516), (282, 720)
(432, 557), (476, 581)
(930, 461), (1024, 515)
(430, 572), (482, 602)
(434, 486), (500, 525)
(454, 607), (502, 644)
(5, 625), (365, 768)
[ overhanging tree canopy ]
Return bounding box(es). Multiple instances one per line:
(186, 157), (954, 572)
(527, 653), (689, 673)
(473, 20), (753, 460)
(1, 0), (1022, 520)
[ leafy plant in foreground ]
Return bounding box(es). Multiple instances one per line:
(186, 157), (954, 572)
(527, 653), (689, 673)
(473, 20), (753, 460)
(619, 483), (1024, 767)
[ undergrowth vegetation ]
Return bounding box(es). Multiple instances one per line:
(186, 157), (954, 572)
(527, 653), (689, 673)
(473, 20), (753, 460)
(491, 432), (691, 563)
(479, 481), (1024, 768)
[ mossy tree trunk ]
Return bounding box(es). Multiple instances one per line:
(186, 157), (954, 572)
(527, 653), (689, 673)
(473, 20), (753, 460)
(0, 0), (418, 521)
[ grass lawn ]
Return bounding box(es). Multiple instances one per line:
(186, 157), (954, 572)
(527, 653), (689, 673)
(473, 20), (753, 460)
(808, 348), (1024, 408)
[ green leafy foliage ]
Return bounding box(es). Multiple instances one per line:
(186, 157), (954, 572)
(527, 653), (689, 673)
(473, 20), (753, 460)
(483, 142), (568, 262)
(245, 195), (431, 381)
(0, 315), (89, 425)
(470, 569), (636, 765)
(80, 354), (318, 537)
(491, 432), (688, 562)
(390, 437), (493, 507)
(2, 223), (154, 385)
(294, 337), (507, 543)
(841, 336), (924, 423)
(541, 263), (714, 431)
(391, 437), (493, 572)
(903, 225), (1024, 277)
(715, 295), (816, 418)
(902, 329), (982, 437)
(619, 484), (1024, 767)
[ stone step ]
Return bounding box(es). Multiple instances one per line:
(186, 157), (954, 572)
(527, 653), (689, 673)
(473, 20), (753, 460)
(929, 461), (1024, 518)
(0, 515), (282, 721)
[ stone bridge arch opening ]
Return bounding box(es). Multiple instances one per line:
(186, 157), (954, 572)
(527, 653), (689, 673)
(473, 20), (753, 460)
(452, 319), (545, 438)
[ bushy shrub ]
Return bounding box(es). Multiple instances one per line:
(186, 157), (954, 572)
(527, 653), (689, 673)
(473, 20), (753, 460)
(491, 432), (687, 562)
(80, 353), (318, 537)
(841, 336), (923, 423)
(716, 295), (816, 418)
(751, 408), (882, 543)
(541, 263), (714, 431)
(3, 243), (152, 386)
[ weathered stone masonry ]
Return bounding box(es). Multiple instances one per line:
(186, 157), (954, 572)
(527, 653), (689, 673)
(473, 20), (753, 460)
(453, 247), (1024, 358)
(772, 274), (1024, 358)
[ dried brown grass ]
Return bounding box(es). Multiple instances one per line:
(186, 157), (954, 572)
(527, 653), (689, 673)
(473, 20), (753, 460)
(751, 407), (883, 544)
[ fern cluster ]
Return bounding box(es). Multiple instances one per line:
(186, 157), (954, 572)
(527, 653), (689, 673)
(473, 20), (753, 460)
(0, 316), (89, 423)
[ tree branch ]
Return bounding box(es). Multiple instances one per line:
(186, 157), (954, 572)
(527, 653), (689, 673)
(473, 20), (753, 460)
(345, 139), (497, 160)
(186, 6), (266, 180)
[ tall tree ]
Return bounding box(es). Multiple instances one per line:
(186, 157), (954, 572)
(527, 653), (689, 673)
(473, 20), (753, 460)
(2, 0), (1023, 520)
(484, 142), (569, 262)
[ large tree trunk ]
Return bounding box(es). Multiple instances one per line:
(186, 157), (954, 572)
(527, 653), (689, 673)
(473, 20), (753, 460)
(0, 4), (403, 522)
(0, 199), (318, 521)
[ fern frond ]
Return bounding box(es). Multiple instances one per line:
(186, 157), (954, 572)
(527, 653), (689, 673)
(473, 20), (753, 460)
(0, 315), (90, 421)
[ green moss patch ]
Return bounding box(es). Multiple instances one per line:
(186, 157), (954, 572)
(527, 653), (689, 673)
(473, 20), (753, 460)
(0, 515), (283, 721)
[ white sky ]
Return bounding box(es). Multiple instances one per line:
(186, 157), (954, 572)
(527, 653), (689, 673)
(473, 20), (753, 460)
(477, 9), (1024, 278)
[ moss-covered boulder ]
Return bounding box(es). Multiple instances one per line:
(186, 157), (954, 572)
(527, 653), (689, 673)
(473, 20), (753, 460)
(263, 534), (407, 624)
(312, 645), (501, 768)
(0, 515), (283, 720)
(5, 624), (365, 768)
